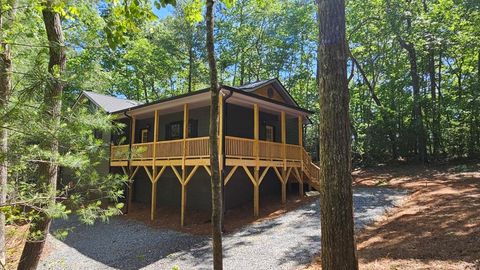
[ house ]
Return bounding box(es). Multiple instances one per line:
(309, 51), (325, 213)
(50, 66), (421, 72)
(80, 79), (320, 227)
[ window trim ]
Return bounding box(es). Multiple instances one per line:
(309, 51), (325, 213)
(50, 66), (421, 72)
(141, 128), (149, 143)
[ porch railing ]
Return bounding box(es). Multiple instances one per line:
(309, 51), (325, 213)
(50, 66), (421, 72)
(111, 136), (305, 161)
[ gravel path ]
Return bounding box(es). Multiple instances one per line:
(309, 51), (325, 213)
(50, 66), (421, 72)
(40, 187), (407, 270)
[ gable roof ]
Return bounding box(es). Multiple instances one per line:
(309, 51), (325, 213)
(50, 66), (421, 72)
(79, 91), (142, 113)
(230, 78), (299, 107)
(76, 78), (312, 118)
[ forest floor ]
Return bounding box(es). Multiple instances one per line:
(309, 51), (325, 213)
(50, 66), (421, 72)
(308, 162), (480, 270)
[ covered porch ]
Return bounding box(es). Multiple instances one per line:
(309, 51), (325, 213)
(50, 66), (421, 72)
(110, 88), (320, 226)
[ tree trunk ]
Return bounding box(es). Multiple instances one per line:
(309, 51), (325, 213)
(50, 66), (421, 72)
(399, 38), (427, 163)
(428, 48), (440, 159)
(18, 2), (65, 269)
(0, 0), (16, 266)
(188, 38), (193, 93)
(206, 0), (223, 269)
(316, 0), (358, 269)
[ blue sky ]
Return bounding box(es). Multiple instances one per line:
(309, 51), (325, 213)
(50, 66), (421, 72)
(152, 4), (175, 19)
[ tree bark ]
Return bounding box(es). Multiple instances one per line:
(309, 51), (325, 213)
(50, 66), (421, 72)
(187, 32), (194, 93)
(316, 0), (358, 269)
(0, 0), (16, 266)
(206, 0), (223, 269)
(18, 1), (65, 269)
(428, 48), (440, 159)
(398, 37), (427, 163)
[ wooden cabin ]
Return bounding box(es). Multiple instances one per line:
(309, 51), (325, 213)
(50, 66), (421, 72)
(79, 79), (320, 227)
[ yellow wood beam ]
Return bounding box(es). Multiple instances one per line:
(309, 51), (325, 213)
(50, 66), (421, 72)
(181, 184), (187, 227)
(224, 165), (238, 185)
(281, 180), (287, 204)
(184, 165), (199, 186)
(143, 166), (154, 182)
(253, 104), (259, 169)
(253, 184), (259, 217)
(203, 165), (211, 176)
(130, 166), (140, 179)
(272, 167), (283, 183)
(293, 167), (304, 197)
(258, 166), (270, 185)
(170, 165), (182, 184)
(286, 167), (292, 181)
(151, 180), (157, 220)
(153, 165), (166, 183)
(281, 111), (286, 170)
(130, 117), (136, 158)
(153, 110), (159, 175)
(242, 166), (256, 186)
(254, 167), (260, 217)
(298, 116), (303, 147)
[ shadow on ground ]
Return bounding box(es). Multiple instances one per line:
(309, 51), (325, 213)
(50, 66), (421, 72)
(44, 187), (405, 270)
(355, 163), (480, 266)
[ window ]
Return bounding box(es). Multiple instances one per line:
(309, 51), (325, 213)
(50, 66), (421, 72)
(141, 129), (149, 143)
(166, 120), (198, 140)
(267, 87), (274, 98)
(266, 125), (275, 142)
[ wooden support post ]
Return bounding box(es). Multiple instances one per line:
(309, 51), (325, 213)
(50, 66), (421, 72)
(128, 117), (136, 213)
(253, 103), (259, 164)
(151, 110), (159, 220)
(181, 183), (187, 227)
(281, 111), (287, 204)
(253, 183), (259, 218)
(253, 104), (260, 217)
(298, 116), (305, 196)
(281, 111), (286, 169)
(254, 167), (260, 217)
(299, 179), (304, 197)
(151, 179), (157, 220)
(182, 104), (189, 171)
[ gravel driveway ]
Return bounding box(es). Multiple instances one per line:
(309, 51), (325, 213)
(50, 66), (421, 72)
(40, 187), (406, 270)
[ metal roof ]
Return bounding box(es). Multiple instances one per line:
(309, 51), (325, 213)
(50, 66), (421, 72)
(81, 91), (142, 113)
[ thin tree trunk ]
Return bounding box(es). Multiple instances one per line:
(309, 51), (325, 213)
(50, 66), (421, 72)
(316, 0), (358, 269)
(206, 0), (223, 269)
(0, 0), (16, 266)
(398, 37), (427, 163)
(188, 39), (193, 93)
(428, 48), (440, 160)
(18, 2), (65, 269)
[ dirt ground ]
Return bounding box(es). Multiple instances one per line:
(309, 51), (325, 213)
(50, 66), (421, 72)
(126, 191), (318, 235)
(308, 162), (480, 270)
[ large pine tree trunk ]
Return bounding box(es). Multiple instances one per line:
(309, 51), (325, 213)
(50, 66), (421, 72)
(0, 43), (12, 270)
(0, 1), (16, 266)
(17, 2), (65, 269)
(316, 0), (358, 269)
(206, 0), (223, 269)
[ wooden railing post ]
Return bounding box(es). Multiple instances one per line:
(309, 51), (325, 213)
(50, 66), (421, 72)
(183, 103), (189, 169)
(281, 111), (286, 168)
(253, 104), (260, 216)
(151, 110), (159, 220)
(281, 111), (287, 203)
(254, 104), (259, 162)
(127, 116), (136, 213)
(298, 115), (306, 194)
(181, 104), (189, 227)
